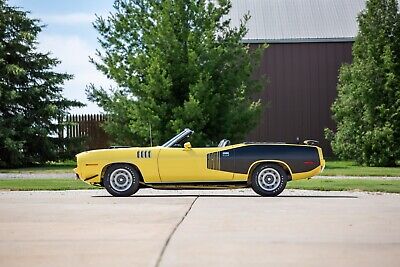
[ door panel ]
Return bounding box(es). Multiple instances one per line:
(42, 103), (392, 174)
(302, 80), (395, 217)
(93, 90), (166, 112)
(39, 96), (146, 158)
(157, 147), (233, 182)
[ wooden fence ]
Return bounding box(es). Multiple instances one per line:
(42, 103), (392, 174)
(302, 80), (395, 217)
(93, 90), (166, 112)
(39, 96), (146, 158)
(61, 114), (110, 150)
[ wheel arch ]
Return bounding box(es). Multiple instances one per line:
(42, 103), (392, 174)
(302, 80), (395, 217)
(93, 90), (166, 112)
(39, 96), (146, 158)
(100, 162), (144, 185)
(247, 160), (293, 183)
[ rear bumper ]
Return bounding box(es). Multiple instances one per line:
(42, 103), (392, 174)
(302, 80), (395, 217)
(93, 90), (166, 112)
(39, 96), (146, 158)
(320, 159), (326, 173)
(317, 147), (325, 173)
(292, 147), (325, 180)
(292, 165), (322, 180)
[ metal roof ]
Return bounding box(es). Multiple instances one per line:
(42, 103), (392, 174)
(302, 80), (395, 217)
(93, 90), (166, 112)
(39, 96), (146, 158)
(228, 0), (366, 43)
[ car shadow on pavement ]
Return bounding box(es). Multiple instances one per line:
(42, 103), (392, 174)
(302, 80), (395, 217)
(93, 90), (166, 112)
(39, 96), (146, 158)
(91, 195), (358, 199)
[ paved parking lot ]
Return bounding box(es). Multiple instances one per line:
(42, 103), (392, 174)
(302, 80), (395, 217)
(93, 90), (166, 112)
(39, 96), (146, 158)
(0, 189), (399, 267)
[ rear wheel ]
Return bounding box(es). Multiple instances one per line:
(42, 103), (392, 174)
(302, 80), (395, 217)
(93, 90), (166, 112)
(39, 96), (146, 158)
(103, 164), (140, 197)
(251, 164), (287, 197)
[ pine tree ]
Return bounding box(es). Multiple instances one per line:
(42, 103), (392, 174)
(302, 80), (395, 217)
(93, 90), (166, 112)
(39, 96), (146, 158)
(328, 0), (400, 166)
(0, 0), (83, 167)
(87, 0), (264, 146)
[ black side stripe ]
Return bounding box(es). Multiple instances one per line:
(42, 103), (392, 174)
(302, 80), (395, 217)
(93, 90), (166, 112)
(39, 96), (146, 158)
(207, 145), (320, 174)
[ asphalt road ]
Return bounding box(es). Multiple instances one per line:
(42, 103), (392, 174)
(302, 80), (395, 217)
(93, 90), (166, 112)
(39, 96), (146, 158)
(0, 189), (399, 267)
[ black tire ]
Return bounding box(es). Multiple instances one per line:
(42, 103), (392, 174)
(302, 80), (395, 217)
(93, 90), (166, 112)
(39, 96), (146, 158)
(251, 163), (287, 197)
(103, 164), (140, 197)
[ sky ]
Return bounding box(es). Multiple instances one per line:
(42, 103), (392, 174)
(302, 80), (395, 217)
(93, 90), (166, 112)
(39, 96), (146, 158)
(9, 0), (116, 114)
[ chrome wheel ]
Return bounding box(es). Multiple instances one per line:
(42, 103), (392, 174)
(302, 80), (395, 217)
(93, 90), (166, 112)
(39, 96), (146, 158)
(257, 167), (281, 191)
(109, 168), (134, 192)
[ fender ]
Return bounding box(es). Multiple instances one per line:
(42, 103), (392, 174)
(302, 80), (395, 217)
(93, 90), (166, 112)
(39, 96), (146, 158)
(247, 160), (293, 178)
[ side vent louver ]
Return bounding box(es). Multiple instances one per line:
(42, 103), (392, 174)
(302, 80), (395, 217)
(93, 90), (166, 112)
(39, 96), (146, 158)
(137, 150), (151, 158)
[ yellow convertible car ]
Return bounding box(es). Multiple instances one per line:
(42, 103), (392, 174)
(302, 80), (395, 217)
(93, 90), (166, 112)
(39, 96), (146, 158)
(75, 128), (325, 197)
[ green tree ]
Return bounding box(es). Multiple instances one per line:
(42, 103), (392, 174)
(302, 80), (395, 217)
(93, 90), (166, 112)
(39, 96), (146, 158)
(327, 0), (400, 166)
(0, 0), (83, 167)
(88, 0), (264, 146)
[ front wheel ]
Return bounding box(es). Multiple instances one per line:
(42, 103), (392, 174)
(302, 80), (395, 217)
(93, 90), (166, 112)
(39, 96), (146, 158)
(251, 164), (287, 197)
(103, 164), (140, 197)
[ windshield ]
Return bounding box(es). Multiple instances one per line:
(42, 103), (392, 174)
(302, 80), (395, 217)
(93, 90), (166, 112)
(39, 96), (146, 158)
(161, 128), (194, 147)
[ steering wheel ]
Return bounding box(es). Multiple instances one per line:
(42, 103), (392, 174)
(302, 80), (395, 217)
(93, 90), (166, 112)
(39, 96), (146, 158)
(218, 139), (231, 147)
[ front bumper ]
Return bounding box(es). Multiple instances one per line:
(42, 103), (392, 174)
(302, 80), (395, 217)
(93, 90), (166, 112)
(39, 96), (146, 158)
(74, 168), (79, 180)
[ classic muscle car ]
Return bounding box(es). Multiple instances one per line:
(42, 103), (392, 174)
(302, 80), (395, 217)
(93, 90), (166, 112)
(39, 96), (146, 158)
(74, 128), (325, 197)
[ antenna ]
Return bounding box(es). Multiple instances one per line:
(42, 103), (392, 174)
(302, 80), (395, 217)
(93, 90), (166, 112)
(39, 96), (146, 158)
(149, 123), (153, 147)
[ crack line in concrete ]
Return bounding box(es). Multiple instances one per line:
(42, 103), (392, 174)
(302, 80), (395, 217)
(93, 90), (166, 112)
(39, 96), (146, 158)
(155, 196), (199, 267)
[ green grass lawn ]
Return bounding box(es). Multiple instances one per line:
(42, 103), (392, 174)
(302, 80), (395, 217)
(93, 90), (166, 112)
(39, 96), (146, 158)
(0, 161), (76, 173)
(0, 160), (399, 177)
(0, 178), (399, 193)
(0, 179), (98, 191)
(287, 179), (400, 193)
(321, 160), (400, 176)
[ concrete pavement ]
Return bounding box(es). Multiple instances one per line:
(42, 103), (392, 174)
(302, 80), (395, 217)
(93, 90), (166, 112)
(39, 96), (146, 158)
(0, 189), (399, 267)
